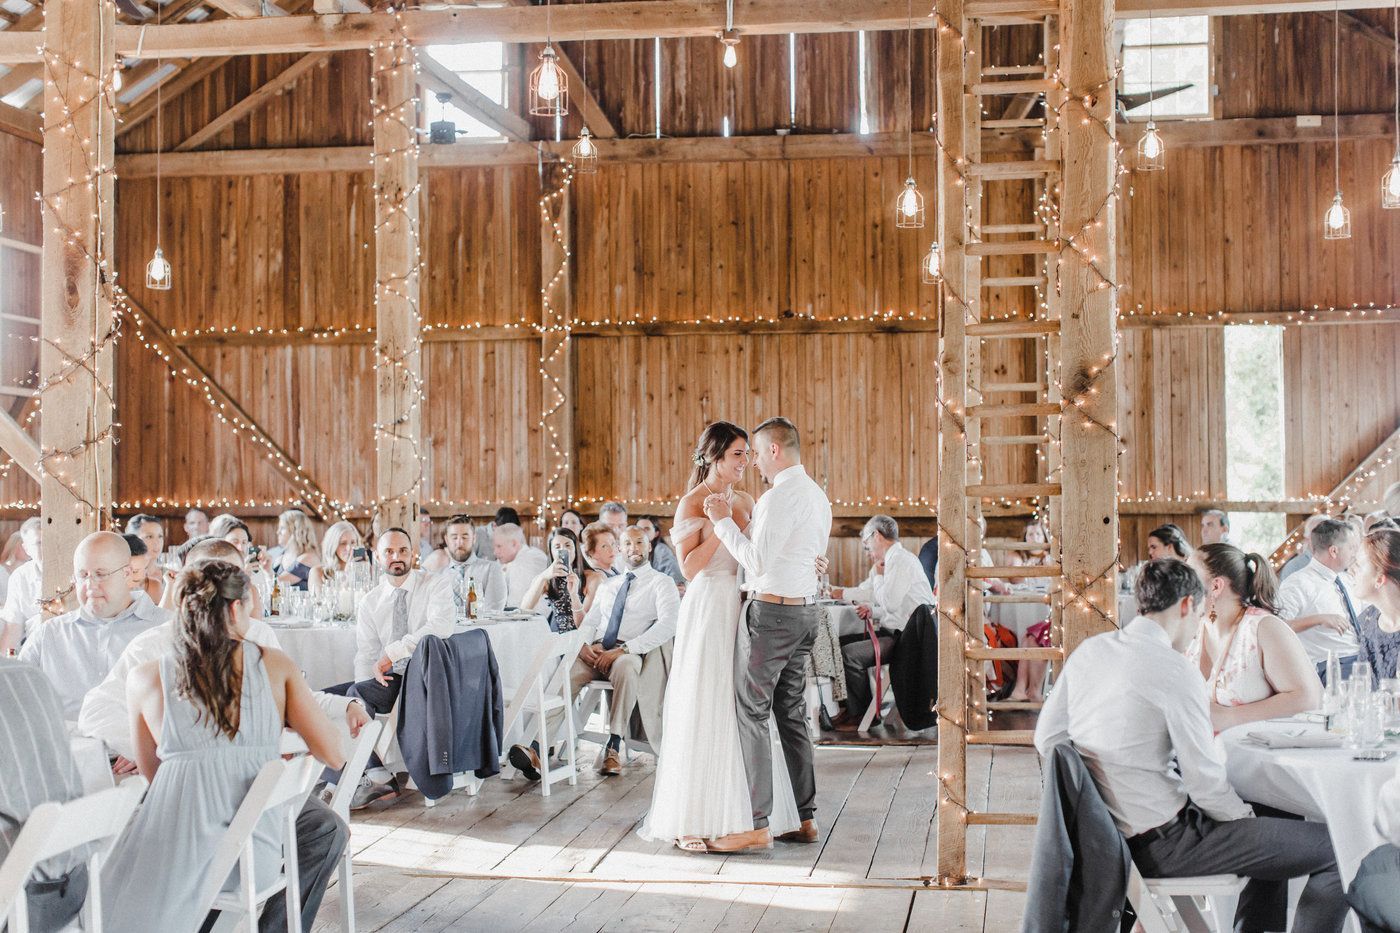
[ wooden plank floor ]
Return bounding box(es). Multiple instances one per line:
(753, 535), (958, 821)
(313, 745), (1041, 932)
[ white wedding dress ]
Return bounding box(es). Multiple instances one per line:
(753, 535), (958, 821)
(638, 516), (801, 842)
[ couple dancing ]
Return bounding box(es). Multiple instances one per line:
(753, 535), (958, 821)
(638, 416), (833, 854)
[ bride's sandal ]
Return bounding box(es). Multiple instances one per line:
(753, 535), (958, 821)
(676, 836), (709, 853)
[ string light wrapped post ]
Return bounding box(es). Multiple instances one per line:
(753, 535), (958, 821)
(537, 155), (575, 526)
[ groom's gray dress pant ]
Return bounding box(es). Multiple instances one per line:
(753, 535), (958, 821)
(736, 599), (818, 829)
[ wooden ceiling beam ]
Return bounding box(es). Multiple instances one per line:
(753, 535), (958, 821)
(118, 55), (227, 135)
(417, 52), (531, 141)
(1338, 10), (1396, 56)
(175, 51), (329, 150)
(551, 46), (617, 138)
(0, 98), (41, 142)
(203, 0), (288, 16)
(1119, 112), (1395, 148)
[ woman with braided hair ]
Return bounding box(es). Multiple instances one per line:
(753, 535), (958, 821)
(101, 559), (343, 932)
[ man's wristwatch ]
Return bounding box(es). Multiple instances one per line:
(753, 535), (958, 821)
(618, 641), (630, 654)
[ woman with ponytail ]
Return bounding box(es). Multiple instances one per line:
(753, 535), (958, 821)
(1186, 543), (1319, 731)
(102, 559), (344, 933)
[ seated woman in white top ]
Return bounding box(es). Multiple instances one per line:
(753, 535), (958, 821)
(1186, 543), (1320, 732)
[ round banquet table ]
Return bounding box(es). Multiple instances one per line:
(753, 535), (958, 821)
(1223, 717), (1396, 889)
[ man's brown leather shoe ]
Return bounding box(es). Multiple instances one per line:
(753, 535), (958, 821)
(599, 748), (622, 776)
(776, 819), (819, 844)
(705, 828), (773, 853)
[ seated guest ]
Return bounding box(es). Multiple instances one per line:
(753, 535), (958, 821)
(917, 533), (939, 591)
(1366, 510), (1394, 534)
(560, 526), (678, 777)
(1146, 522), (1192, 561)
(1200, 508), (1231, 545)
(275, 508), (321, 591)
(637, 515), (686, 585)
(0, 516), (43, 653)
(1187, 543), (1320, 731)
(124, 514), (167, 602)
(1, 657), (90, 931)
(829, 515), (934, 730)
(1279, 513), (1328, 582)
(493, 521), (550, 609)
(100, 559), (345, 933)
(1010, 519), (1053, 568)
(208, 511), (242, 540)
(310, 520), (363, 591)
(1275, 518), (1362, 682)
(425, 515), (506, 615)
(560, 508), (586, 536)
(520, 526), (588, 632)
(121, 533), (159, 601)
(18, 531), (168, 719)
(416, 505), (436, 562)
(599, 501), (628, 540)
(1036, 558), (1348, 933)
(328, 528), (455, 807)
(1352, 527), (1400, 682)
(1387, 480), (1400, 520)
(184, 507), (210, 541)
(582, 521), (619, 581)
(1, 528), (26, 571)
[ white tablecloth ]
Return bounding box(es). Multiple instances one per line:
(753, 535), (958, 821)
(821, 603), (864, 638)
(1224, 718), (1395, 887)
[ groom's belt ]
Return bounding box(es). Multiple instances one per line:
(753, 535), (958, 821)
(752, 592), (816, 606)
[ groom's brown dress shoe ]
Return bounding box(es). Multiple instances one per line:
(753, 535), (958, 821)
(776, 820), (819, 844)
(705, 828), (773, 853)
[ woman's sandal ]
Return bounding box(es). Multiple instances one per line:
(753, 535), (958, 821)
(676, 836), (709, 853)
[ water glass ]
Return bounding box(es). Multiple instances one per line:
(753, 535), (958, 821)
(1382, 678), (1400, 729)
(1352, 660), (1375, 692)
(1349, 692), (1388, 749)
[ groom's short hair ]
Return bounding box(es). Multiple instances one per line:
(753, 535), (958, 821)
(754, 416), (800, 455)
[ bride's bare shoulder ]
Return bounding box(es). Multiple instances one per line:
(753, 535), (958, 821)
(675, 485), (707, 518)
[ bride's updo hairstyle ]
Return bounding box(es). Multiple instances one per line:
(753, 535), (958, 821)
(689, 421), (749, 489)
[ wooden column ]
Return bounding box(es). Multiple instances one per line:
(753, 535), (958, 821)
(371, 39), (422, 534)
(1058, 0), (1120, 652)
(539, 160), (574, 523)
(39, 0), (117, 607)
(934, 0), (973, 885)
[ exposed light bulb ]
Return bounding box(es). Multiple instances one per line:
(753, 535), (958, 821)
(1326, 200), (1346, 230)
(921, 241), (942, 284)
(723, 43), (738, 68)
(575, 132), (595, 158)
(896, 177), (925, 228)
(720, 33), (739, 69)
(537, 62), (560, 101)
(571, 126), (598, 173)
(529, 46), (568, 117)
(1141, 127), (1161, 159)
(146, 246), (172, 290)
(1322, 191), (1352, 239)
(900, 186), (919, 217)
(112, 63), (123, 93)
(1136, 121), (1164, 172)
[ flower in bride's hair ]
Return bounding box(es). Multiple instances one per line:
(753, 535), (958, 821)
(691, 451), (706, 467)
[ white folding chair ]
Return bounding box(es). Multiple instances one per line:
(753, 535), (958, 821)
(1127, 861), (1247, 933)
(858, 663), (894, 732)
(574, 679), (655, 761)
(502, 630), (584, 795)
(0, 779), (147, 933)
(202, 755), (321, 933)
(325, 720), (383, 933)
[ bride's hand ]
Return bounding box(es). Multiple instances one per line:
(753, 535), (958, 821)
(703, 494), (732, 522)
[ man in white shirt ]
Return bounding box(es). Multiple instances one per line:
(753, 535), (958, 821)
(599, 501), (628, 540)
(423, 515), (506, 615)
(831, 515), (934, 730)
(0, 517), (42, 653)
(1035, 559), (1347, 933)
(1276, 518), (1362, 682)
(706, 416), (832, 852)
(1279, 513), (1328, 582)
(184, 507), (210, 540)
(493, 522), (550, 607)
(18, 531), (169, 719)
(1200, 508), (1231, 545)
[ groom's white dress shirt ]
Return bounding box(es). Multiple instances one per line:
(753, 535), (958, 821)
(1034, 616), (1253, 837)
(714, 464), (832, 599)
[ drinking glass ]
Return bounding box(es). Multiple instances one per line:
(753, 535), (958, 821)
(1382, 678), (1400, 730)
(1355, 693), (1387, 749)
(1352, 660), (1375, 692)
(817, 572), (831, 600)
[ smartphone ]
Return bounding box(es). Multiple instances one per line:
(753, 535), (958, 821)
(352, 546), (369, 561)
(247, 545), (262, 560)
(1353, 750), (1395, 762)
(553, 548), (569, 565)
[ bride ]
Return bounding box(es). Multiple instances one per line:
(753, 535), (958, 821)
(638, 421), (800, 852)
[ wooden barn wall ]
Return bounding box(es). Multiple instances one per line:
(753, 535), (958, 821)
(0, 132), (42, 535)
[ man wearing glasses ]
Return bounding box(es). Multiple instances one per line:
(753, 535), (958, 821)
(17, 531), (170, 720)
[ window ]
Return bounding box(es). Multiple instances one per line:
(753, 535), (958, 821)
(1121, 15), (1211, 121)
(1224, 326), (1285, 555)
(856, 30), (871, 135)
(422, 42), (509, 140)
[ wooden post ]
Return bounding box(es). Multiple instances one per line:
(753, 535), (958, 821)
(539, 159), (574, 525)
(934, 0), (972, 885)
(371, 38), (422, 535)
(1058, 0), (1120, 652)
(39, 0), (117, 607)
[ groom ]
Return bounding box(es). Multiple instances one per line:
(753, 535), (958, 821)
(704, 416), (832, 853)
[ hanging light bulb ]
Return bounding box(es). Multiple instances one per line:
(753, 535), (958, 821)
(921, 241), (942, 284)
(572, 126), (598, 174)
(895, 177), (925, 228)
(1323, 191), (1352, 239)
(112, 59), (124, 93)
(1383, 152), (1400, 209)
(529, 45), (569, 116)
(720, 31), (740, 68)
(1137, 121), (1165, 172)
(146, 246), (173, 290)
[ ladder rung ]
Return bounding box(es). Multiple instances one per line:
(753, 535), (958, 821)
(984, 593), (1051, 604)
(986, 701), (1047, 713)
(969, 78), (1058, 96)
(983, 381), (1046, 392)
(967, 240), (1058, 257)
(967, 730), (1038, 746)
(981, 434), (1052, 446)
(967, 811), (1039, 825)
(967, 0), (1059, 15)
(967, 564), (1062, 579)
(983, 538), (1053, 550)
(966, 160), (1057, 179)
(981, 223), (1042, 235)
(967, 646), (1064, 661)
(968, 402), (1061, 418)
(967, 320), (1060, 337)
(980, 64), (1047, 77)
(984, 276), (1046, 287)
(968, 482), (1062, 498)
(984, 118), (1047, 130)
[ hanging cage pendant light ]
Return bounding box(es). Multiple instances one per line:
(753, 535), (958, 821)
(572, 126), (598, 173)
(146, 246), (173, 290)
(530, 45), (569, 117)
(1137, 121), (1165, 171)
(1383, 152), (1400, 210)
(1323, 191), (1352, 239)
(921, 241), (943, 284)
(1383, 0), (1399, 208)
(147, 4), (173, 290)
(896, 177), (926, 228)
(1323, 0), (1351, 239)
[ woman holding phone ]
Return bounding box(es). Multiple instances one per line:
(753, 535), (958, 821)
(519, 526), (591, 632)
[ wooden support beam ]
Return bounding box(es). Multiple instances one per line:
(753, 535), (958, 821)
(1120, 497), (1373, 515)
(314, 0), (371, 11)
(1119, 112), (1394, 149)
(539, 161), (574, 522)
(175, 52), (329, 151)
(371, 38), (423, 534)
(1058, 0), (1119, 655)
(0, 99), (41, 142)
(39, 0), (117, 610)
(1338, 10), (1396, 56)
(118, 55), (231, 135)
(204, 0), (287, 16)
(0, 410), (41, 482)
(552, 47), (617, 139)
(417, 52), (531, 142)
